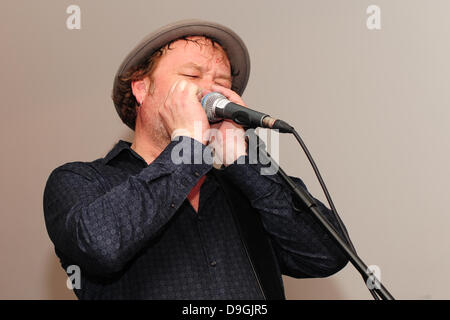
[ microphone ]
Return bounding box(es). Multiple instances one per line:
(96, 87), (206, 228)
(201, 92), (293, 133)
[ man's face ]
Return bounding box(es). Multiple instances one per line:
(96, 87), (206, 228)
(138, 36), (232, 144)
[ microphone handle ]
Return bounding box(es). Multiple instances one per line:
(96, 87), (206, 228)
(215, 102), (294, 133)
(216, 102), (268, 129)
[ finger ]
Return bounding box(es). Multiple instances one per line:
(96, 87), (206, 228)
(196, 87), (203, 101)
(178, 79), (187, 91)
(169, 79), (181, 97)
(186, 82), (204, 107)
(169, 79), (189, 101)
(164, 79), (180, 108)
(223, 119), (245, 130)
(211, 83), (235, 97)
(211, 83), (246, 106)
(209, 121), (223, 130)
(186, 81), (199, 99)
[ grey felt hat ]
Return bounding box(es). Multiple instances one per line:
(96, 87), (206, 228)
(112, 19), (251, 130)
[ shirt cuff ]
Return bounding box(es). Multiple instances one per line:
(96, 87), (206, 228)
(140, 135), (214, 183)
(223, 155), (283, 201)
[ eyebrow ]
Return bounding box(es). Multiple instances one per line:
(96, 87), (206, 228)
(179, 62), (232, 81)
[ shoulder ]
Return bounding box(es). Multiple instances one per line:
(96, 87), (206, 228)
(47, 158), (105, 182)
(43, 158), (107, 206)
(44, 157), (110, 199)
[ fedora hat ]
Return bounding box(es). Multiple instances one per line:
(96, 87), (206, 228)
(112, 19), (251, 130)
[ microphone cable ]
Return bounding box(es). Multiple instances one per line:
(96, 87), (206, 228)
(288, 127), (381, 300)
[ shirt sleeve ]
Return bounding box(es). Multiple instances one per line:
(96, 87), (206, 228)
(223, 155), (350, 278)
(43, 136), (212, 277)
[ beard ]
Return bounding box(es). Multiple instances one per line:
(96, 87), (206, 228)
(150, 117), (171, 147)
(135, 81), (174, 150)
(136, 99), (171, 149)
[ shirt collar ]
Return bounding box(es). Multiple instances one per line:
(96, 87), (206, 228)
(103, 140), (146, 165)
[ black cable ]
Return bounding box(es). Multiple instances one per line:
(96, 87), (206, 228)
(290, 128), (381, 299)
(370, 288), (381, 300)
(291, 129), (356, 252)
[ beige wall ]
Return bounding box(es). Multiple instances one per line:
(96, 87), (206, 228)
(1, 0), (449, 299)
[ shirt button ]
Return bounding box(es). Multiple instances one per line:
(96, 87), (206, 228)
(170, 203), (175, 208)
(194, 171), (200, 177)
(210, 261), (217, 267)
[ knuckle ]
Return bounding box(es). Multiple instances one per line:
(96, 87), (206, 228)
(163, 98), (171, 110)
(170, 80), (179, 93)
(178, 79), (187, 91)
(186, 82), (196, 92)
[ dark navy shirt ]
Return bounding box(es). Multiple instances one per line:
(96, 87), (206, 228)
(43, 136), (348, 299)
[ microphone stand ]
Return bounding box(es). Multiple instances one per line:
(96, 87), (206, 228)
(245, 129), (395, 300)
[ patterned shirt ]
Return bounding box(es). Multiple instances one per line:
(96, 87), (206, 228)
(43, 136), (349, 299)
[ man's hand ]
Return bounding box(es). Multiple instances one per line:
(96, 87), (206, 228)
(208, 84), (248, 166)
(159, 79), (210, 145)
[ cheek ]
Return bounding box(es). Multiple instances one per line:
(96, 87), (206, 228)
(141, 82), (172, 122)
(145, 82), (167, 107)
(151, 77), (175, 100)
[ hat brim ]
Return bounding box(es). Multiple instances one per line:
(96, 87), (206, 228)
(112, 19), (250, 130)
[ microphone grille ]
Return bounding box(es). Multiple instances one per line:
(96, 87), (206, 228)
(201, 92), (226, 123)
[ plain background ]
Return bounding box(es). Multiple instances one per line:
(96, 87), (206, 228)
(1, 0), (449, 299)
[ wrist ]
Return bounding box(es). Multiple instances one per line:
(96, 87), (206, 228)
(171, 128), (207, 146)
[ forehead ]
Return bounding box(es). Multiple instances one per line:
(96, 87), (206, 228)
(159, 36), (231, 71)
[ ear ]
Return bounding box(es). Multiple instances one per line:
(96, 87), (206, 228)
(131, 78), (150, 105)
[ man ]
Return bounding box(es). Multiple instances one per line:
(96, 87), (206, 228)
(43, 20), (349, 300)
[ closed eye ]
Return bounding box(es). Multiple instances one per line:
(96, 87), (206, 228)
(181, 74), (199, 78)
